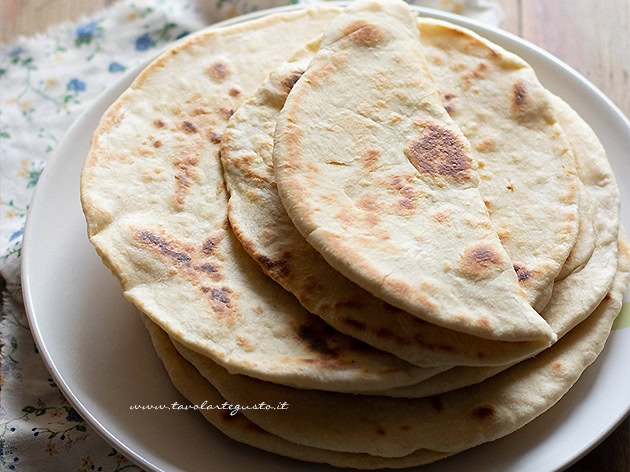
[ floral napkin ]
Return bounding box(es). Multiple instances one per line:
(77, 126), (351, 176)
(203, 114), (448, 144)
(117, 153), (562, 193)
(0, 0), (501, 470)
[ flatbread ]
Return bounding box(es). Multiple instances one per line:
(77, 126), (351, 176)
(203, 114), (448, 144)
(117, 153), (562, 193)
(420, 19), (580, 310)
(368, 94), (623, 398)
(222, 16), (595, 367)
(556, 180), (596, 279)
(272, 0), (553, 342)
(222, 38), (550, 367)
(144, 314), (454, 470)
(81, 6), (450, 393)
(171, 234), (630, 458)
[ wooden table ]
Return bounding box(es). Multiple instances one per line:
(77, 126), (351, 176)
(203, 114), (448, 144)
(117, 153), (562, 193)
(1, 1), (628, 471)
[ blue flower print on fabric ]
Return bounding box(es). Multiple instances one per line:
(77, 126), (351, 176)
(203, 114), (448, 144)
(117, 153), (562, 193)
(9, 228), (24, 242)
(66, 78), (86, 92)
(135, 33), (153, 51)
(75, 21), (102, 47)
(108, 62), (125, 73)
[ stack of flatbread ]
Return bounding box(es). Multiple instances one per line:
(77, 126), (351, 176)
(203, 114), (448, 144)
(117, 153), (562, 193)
(80, 0), (629, 468)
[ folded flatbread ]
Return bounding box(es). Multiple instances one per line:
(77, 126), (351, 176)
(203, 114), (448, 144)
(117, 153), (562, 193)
(272, 0), (553, 342)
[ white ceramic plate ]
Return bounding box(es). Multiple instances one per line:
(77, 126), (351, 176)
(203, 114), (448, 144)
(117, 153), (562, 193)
(22, 4), (630, 471)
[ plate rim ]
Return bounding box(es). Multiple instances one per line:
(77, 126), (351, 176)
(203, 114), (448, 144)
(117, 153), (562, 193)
(20, 3), (630, 471)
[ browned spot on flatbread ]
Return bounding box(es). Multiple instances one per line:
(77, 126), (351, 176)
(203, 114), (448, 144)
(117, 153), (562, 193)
(552, 362), (563, 372)
(405, 123), (472, 180)
(459, 244), (505, 280)
(398, 186), (418, 210)
(208, 61), (231, 81)
(429, 396), (444, 412)
(513, 80), (529, 110)
(431, 210), (451, 224)
(229, 87), (241, 97)
(390, 176), (404, 191)
(191, 108), (209, 116)
(135, 230), (230, 316)
(210, 287), (230, 304)
(297, 320), (340, 358)
(354, 194), (382, 228)
(389, 280), (439, 313)
(153, 119), (165, 128)
(300, 51), (349, 89)
(475, 138), (496, 153)
(301, 276), (324, 296)
(342, 318), (366, 330)
(282, 70), (305, 92)
(603, 292), (612, 301)
(462, 63), (488, 85)
(207, 130), (222, 144)
(513, 264), (533, 283)
(202, 235), (222, 255)
(472, 405), (495, 420)
(197, 263), (218, 273)
(361, 149), (380, 168)
(180, 121), (197, 134)
(389, 179), (419, 213)
(441, 92), (457, 116)
(153, 140), (162, 148)
(488, 48), (502, 59)
(257, 252), (291, 279)
(219, 107), (235, 121)
(172, 156), (200, 207)
(497, 230), (511, 243)
(138, 231), (192, 267)
(342, 20), (384, 45)
(376, 324), (457, 353)
(477, 316), (491, 330)
(412, 332), (457, 353)
(399, 198), (415, 210)
(358, 193), (379, 212)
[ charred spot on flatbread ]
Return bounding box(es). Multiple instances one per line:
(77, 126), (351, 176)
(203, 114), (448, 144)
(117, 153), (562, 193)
(458, 243), (505, 280)
(343, 20), (384, 45)
(208, 61), (231, 81)
(405, 123), (472, 180)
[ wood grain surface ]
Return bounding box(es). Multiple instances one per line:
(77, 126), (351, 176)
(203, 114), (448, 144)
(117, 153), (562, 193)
(1, 0), (628, 471)
(497, 2), (630, 468)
